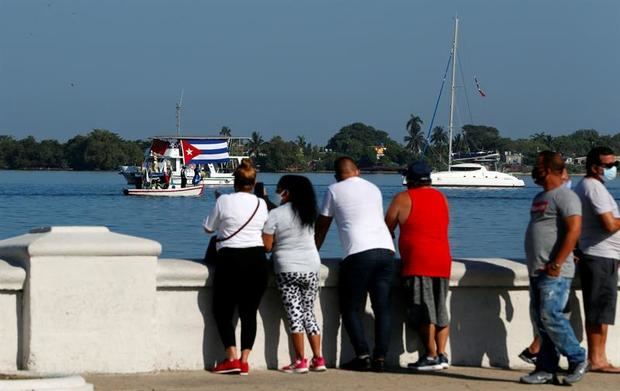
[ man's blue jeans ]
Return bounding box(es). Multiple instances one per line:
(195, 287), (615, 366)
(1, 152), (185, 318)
(339, 248), (395, 359)
(530, 274), (586, 373)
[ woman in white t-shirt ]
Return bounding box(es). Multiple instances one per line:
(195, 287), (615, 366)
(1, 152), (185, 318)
(203, 159), (269, 376)
(263, 175), (326, 374)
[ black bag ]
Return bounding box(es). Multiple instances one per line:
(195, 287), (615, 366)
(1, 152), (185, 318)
(204, 235), (219, 264)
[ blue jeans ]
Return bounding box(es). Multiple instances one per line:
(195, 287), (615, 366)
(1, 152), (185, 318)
(339, 248), (395, 358)
(530, 274), (586, 373)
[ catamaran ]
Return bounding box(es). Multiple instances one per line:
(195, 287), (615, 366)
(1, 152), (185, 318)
(420, 17), (525, 188)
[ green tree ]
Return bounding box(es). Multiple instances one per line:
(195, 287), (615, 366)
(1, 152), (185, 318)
(219, 126), (232, 137)
(248, 131), (264, 157)
(404, 114), (425, 156)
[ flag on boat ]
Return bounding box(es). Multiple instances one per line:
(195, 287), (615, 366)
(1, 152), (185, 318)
(474, 76), (486, 97)
(150, 138), (170, 155)
(180, 139), (230, 164)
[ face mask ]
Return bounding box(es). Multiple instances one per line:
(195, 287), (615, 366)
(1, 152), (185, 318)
(273, 192), (283, 205)
(531, 168), (545, 185)
(562, 179), (573, 189)
(603, 166), (617, 182)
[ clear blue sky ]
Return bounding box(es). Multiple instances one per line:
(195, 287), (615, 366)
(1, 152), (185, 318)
(0, 0), (618, 145)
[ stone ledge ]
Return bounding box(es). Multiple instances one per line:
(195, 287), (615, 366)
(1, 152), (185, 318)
(0, 259), (26, 291)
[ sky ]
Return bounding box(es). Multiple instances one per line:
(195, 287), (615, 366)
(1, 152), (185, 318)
(0, 0), (618, 145)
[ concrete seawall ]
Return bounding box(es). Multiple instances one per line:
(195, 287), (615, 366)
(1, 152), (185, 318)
(0, 226), (618, 374)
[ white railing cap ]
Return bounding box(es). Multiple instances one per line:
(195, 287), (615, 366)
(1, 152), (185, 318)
(0, 259), (26, 290)
(0, 226), (161, 260)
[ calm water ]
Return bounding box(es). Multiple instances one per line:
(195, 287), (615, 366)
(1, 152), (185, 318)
(2, 171), (619, 260)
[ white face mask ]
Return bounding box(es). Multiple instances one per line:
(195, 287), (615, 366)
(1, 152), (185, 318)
(603, 166), (617, 182)
(562, 179), (573, 189)
(274, 192), (283, 205)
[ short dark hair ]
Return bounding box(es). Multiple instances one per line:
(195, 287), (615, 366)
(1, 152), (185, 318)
(532, 151), (564, 184)
(334, 156), (358, 180)
(586, 146), (615, 176)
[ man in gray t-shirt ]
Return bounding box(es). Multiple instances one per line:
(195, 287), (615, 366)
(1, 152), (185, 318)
(525, 186), (581, 278)
(573, 146), (620, 373)
(520, 151), (586, 385)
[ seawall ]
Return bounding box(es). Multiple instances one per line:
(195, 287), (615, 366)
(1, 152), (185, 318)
(0, 226), (618, 373)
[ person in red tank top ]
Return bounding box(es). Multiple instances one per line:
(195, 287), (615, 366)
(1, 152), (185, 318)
(385, 160), (452, 371)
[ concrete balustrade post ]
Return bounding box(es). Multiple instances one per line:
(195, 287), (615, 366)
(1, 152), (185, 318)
(0, 226), (161, 373)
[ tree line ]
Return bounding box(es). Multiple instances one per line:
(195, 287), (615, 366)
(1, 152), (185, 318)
(1, 119), (619, 172)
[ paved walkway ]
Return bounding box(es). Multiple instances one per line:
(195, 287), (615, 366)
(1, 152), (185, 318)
(86, 367), (620, 391)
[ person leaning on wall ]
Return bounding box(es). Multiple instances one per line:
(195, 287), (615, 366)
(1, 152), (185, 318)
(202, 158), (269, 376)
(385, 160), (452, 372)
(262, 174), (327, 374)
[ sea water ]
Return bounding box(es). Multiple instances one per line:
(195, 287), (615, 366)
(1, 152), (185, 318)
(2, 171), (616, 260)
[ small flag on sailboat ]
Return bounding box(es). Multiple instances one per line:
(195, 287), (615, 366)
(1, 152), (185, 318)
(474, 76), (486, 97)
(180, 139), (230, 164)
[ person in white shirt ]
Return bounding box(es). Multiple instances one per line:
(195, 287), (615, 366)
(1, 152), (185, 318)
(203, 159), (269, 376)
(574, 146), (620, 373)
(263, 175), (327, 374)
(315, 156), (396, 372)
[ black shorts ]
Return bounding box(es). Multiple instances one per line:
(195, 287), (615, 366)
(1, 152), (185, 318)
(579, 254), (619, 325)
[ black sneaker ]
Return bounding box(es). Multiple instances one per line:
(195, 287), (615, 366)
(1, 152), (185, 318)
(518, 348), (538, 365)
(564, 360), (588, 384)
(407, 356), (443, 371)
(519, 371), (554, 384)
(371, 358), (385, 373)
(340, 356), (371, 372)
(438, 353), (450, 369)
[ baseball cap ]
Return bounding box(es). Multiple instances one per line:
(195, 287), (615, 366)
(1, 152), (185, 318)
(406, 160), (432, 183)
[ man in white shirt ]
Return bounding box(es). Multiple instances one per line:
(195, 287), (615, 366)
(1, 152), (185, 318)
(315, 156), (395, 372)
(574, 146), (620, 373)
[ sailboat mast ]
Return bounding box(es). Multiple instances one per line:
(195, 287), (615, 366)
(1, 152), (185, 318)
(448, 16), (459, 171)
(176, 89), (184, 137)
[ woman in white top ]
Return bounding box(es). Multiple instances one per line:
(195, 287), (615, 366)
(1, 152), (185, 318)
(203, 159), (269, 376)
(263, 175), (326, 374)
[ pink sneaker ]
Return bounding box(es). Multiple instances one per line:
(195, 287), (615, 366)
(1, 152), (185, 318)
(240, 361), (249, 376)
(310, 356), (327, 372)
(281, 358), (309, 374)
(212, 359), (241, 374)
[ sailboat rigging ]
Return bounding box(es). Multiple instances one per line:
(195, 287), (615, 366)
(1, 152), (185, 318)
(421, 17), (525, 188)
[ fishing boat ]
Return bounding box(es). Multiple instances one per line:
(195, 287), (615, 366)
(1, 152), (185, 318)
(412, 17), (525, 188)
(119, 136), (251, 187)
(119, 91), (251, 187)
(123, 184), (204, 197)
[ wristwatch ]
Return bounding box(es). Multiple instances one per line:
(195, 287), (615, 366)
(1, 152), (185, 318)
(548, 262), (561, 271)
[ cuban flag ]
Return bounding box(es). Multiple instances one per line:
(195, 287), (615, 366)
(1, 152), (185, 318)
(474, 76), (487, 97)
(180, 139), (230, 164)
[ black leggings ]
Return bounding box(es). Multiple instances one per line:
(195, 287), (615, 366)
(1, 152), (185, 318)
(213, 247), (268, 350)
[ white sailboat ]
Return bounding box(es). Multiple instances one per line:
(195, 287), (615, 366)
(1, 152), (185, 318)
(428, 17), (525, 188)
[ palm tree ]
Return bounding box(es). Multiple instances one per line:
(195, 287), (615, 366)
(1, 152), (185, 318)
(248, 131), (264, 157)
(296, 135), (307, 151)
(430, 126), (448, 146)
(404, 114), (425, 156)
(219, 126), (232, 137)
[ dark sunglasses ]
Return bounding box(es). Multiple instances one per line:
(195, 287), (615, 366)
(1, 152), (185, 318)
(598, 161), (619, 169)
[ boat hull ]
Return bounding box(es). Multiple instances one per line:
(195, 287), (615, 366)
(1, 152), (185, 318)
(123, 185), (204, 197)
(430, 171), (525, 188)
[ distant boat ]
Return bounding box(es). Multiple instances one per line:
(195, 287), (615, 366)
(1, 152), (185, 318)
(414, 17), (525, 188)
(119, 136), (251, 187)
(123, 184), (204, 197)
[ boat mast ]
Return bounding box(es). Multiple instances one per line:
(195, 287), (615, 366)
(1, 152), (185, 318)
(176, 89), (184, 137)
(448, 16), (459, 171)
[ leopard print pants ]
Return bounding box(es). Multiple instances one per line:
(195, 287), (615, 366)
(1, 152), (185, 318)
(276, 272), (321, 335)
